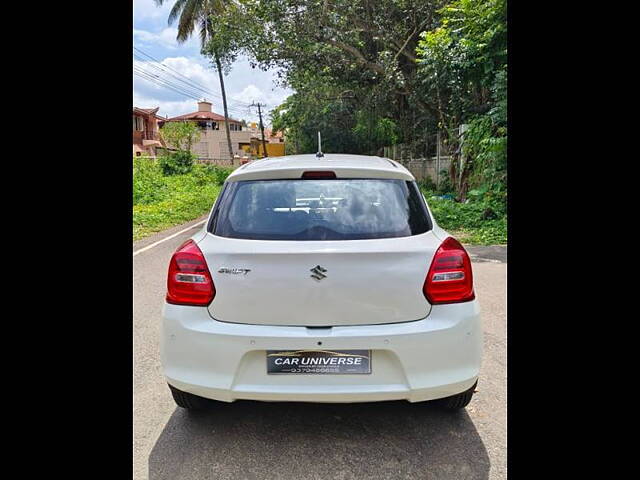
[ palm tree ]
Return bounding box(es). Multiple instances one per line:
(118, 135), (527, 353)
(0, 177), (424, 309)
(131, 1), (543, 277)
(154, 0), (235, 161)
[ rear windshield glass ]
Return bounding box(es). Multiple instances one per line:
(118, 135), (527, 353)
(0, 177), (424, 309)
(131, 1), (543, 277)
(211, 179), (431, 241)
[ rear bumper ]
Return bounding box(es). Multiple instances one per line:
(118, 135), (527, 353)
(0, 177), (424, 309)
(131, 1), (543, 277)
(161, 301), (482, 403)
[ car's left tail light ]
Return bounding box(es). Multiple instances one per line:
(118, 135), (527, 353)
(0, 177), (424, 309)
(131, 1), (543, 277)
(166, 239), (215, 306)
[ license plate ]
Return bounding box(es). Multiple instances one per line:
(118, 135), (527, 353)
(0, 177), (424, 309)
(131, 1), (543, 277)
(266, 349), (371, 374)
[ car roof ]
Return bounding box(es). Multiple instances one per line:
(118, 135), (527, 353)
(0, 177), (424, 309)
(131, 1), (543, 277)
(226, 154), (414, 182)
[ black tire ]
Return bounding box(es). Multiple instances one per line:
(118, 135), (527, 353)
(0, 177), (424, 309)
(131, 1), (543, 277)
(168, 383), (211, 410)
(435, 381), (477, 411)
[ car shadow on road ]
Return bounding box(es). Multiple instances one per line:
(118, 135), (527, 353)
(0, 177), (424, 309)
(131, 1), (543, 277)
(149, 400), (490, 480)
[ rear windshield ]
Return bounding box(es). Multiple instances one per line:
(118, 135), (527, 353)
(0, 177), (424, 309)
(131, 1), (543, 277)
(210, 179), (431, 240)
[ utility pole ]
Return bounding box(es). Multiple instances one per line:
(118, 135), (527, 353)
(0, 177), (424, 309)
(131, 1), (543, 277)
(458, 124), (469, 194)
(436, 131), (441, 191)
(251, 102), (268, 158)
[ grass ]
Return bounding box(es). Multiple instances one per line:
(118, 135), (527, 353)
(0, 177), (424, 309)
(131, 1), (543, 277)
(420, 188), (507, 245)
(133, 158), (229, 241)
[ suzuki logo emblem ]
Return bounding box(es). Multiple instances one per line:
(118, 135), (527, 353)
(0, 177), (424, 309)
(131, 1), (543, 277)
(310, 265), (328, 281)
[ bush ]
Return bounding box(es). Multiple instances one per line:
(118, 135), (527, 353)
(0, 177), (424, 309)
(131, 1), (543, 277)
(190, 164), (214, 186)
(420, 184), (507, 245)
(437, 170), (454, 195)
(418, 177), (437, 191)
(190, 164), (233, 186)
(133, 180), (223, 241)
(133, 158), (233, 240)
(418, 169), (455, 195)
(158, 151), (195, 176)
(212, 165), (232, 185)
(133, 157), (166, 205)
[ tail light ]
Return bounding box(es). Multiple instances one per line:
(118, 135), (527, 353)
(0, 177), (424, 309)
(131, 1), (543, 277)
(166, 239), (215, 306)
(423, 237), (475, 304)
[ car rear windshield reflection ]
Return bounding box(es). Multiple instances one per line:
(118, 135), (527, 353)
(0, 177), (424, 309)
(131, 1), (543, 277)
(212, 179), (431, 240)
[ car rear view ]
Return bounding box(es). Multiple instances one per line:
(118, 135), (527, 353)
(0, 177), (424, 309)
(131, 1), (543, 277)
(161, 154), (481, 411)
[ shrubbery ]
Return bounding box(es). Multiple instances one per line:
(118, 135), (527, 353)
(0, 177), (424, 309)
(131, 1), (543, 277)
(133, 157), (166, 205)
(212, 165), (232, 185)
(420, 185), (507, 245)
(133, 155), (505, 245)
(418, 169), (455, 195)
(191, 163), (233, 186)
(133, 157), (233, 240)
(158, 151), (195, 176)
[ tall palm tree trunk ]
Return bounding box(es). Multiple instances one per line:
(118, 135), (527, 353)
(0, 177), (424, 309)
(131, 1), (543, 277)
(215, 55), (234, 162)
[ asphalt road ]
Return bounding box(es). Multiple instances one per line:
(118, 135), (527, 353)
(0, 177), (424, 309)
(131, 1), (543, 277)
(134, 220), (506, 480)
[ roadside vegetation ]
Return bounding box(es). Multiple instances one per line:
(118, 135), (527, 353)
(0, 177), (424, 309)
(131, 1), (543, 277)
(201, 0), (507, 245)
(141, 0), (507, 245)
(421, 189), (507, 245)
(418, 174), (507, 246)
(133, 156), (231, 241)
(134, 120), (232, 241)
(133, 155), (504, 244)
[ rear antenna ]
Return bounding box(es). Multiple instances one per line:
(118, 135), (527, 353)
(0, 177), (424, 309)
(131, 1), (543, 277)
(316, 131), (324, 158)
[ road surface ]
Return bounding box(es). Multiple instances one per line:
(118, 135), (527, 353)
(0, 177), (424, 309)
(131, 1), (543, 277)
(134, 218), (506, 480)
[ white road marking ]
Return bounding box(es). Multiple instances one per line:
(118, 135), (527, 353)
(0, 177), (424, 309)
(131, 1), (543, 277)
(133, 220), (207, 256)
(474, 258), (502, 263)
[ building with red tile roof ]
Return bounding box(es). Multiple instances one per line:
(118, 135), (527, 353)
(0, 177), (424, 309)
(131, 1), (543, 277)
(133, 106), (165, 157)
(159, 101), (249, 160)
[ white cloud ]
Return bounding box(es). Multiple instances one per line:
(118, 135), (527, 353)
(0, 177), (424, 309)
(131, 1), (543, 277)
(231, 84), (263, 105)
(134, 27), (199, 51)
(231, 84), (289, 109)
(134, 57), (254, 117)
(133, 90), (197, 118)
(133, 52), (294, 125)
(133, 0), (173, 21)
(133, 0), (293, 125)
(161, 57), (218, 88)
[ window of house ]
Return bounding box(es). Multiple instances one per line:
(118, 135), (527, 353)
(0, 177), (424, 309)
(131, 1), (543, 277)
(133, 116), (144, 131)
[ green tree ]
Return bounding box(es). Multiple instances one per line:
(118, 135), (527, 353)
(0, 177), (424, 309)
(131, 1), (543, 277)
(229, 0), (506, 201)
(158, 121), (202, 175)
(239, 0), (445, 151)
(159, 121), (201, 152)
(154, 0), (236, 160)
(416, 0), (507, 199)
(270, 74), (363, 154)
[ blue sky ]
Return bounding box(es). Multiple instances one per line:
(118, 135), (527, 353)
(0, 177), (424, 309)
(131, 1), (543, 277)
(133, 0), (292, 126)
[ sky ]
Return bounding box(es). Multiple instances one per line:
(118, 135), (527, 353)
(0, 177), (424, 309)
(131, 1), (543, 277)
(133, 0), (292, 126)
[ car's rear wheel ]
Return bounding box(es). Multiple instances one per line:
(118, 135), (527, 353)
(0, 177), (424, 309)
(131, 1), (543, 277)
(168, 383), (211, 410)
(435, 381), (477, 411)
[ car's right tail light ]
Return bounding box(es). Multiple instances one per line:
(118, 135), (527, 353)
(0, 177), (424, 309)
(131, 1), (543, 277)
(423, 236), (475, 304)
(166, 239), (215, 306)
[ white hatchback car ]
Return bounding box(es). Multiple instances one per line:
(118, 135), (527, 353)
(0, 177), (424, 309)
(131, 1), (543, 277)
(161, 154), (481, 411)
